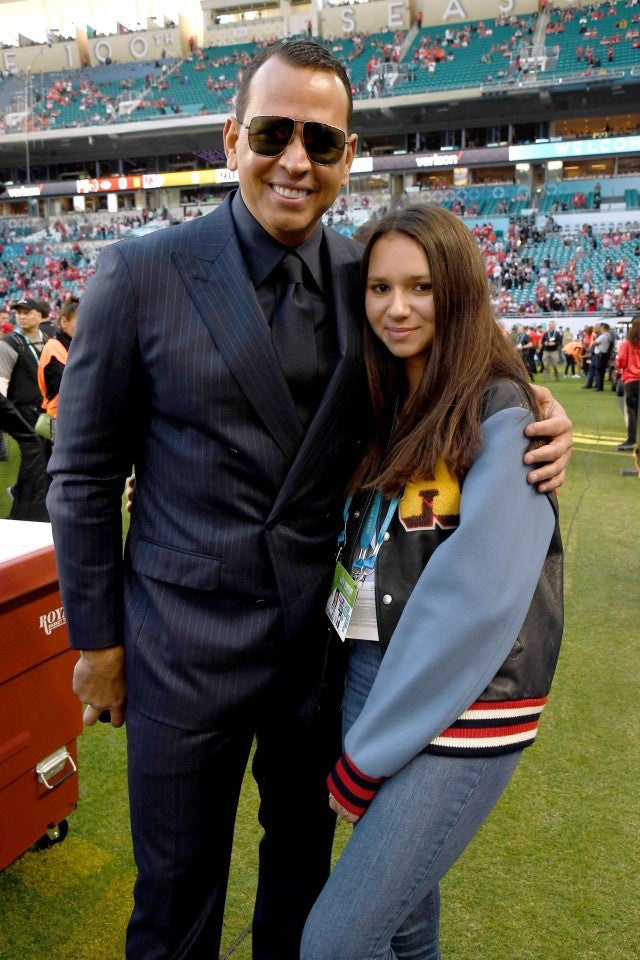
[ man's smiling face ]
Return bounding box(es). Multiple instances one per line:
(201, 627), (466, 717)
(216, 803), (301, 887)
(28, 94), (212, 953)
(224, 56), (356, 247)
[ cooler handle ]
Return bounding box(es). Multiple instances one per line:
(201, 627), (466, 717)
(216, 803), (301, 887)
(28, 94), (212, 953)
(36, 746), (77, 790)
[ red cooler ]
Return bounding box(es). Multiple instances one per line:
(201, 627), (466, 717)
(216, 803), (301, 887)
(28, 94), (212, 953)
(0, 520), (82, 870)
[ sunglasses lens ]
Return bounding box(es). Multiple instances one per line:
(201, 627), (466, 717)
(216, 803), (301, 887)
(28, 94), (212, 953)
(247, 116), (295, 157)
(304, 122), (346, 165)
(246, 117), (347, 165)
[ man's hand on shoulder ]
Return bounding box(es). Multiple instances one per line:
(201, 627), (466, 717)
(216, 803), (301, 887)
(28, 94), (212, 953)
(125, 475), (135, 514)
(73, 646), (126, 728)
(524, 384), (573, 493)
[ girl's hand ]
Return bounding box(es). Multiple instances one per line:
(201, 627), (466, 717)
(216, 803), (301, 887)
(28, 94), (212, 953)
(329, 793), (361, 825)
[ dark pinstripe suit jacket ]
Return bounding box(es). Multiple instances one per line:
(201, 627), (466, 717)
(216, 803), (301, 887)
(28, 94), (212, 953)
(47, 195), (366, 729)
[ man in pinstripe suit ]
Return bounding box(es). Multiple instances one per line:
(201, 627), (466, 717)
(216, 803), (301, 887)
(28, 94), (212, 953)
(47, 41), (572, 960)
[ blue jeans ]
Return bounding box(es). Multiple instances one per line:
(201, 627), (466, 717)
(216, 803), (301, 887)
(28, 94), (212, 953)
(301, 640), (521, 960)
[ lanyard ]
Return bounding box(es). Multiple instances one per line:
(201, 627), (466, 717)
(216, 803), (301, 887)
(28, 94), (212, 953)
(336, 398), (402, 579)
(338, 490), (401, 581)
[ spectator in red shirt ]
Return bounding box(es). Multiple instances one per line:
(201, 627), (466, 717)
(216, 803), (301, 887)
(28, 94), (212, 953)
(615, 315), (640, 450)
(528, 325), (542, 372)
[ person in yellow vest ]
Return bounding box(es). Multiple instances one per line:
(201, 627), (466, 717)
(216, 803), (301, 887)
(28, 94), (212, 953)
(37, 298), (78, 438)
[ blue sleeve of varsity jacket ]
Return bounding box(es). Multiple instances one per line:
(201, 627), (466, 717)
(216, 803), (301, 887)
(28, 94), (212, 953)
(339, 405), (556, 791)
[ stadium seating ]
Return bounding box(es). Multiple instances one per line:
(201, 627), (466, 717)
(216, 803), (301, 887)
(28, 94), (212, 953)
(395, 15), (539, 96)
(544, 1), (640, 80)
(2, 207), (637, 320)
(2, 2), (639, 130)
(0, 0), (638, 324)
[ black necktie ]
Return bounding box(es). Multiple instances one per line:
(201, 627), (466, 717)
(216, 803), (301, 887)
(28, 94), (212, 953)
(271, 252), (319, 423)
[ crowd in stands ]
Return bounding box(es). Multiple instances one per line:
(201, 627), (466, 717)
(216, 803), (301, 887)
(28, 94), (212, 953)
(1, 208), (170, 244)
(333, 192), (639, 317)
(1, 199), (639, 323)
(0, 208), (176, 311)
(486, 215), (640, 317)
(544, 0), (640, 75)
(0, 239), (95, 312)
(354, 31), (406, 96)
(395, 13), (541, 88)
(3, 0), (640, 134)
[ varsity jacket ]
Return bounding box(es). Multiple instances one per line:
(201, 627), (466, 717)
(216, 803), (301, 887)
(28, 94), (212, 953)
(328, 379), (564, 816)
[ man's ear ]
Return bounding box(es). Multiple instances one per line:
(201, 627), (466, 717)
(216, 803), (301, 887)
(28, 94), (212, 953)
(341, 134), (358, 188)
(223, 117), (239, 171)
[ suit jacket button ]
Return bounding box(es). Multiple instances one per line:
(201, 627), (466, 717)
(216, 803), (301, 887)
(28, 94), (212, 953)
(255, 598), (266, 607)
(383, 532), (391, 541)
(382, 594), (392, 605)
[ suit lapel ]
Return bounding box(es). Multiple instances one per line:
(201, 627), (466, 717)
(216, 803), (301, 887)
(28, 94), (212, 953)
(172, 202), (303, 460)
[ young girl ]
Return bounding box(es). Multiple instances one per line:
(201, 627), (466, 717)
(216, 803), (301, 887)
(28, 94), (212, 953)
(302, 204), (563, 960)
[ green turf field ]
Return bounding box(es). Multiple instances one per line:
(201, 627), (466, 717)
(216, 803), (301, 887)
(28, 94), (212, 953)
(1, 379), (638, 960)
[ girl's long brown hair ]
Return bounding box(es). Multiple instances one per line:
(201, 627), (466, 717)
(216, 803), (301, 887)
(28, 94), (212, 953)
(349, 203), (539, 498)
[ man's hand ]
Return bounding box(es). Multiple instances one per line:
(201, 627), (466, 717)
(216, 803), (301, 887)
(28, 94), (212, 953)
(525, 385), (573, 493)
(125, 475), (135, 514)
(73, 646), (126, 728)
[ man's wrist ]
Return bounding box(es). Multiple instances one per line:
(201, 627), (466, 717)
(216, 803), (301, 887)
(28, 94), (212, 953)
(79, 646), (124, 662)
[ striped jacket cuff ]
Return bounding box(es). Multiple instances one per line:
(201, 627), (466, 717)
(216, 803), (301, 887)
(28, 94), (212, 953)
(327, 753), (384, 817)
(427, 697), (548, 755)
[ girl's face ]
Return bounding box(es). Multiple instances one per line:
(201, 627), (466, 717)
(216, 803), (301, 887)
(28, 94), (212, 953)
(365, 232), (436, 385)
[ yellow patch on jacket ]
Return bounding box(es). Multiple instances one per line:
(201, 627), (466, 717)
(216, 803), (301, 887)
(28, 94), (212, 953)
(399, 460), (460, 531)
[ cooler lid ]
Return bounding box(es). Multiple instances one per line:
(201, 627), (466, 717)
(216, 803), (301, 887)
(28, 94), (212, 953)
(0, 521), (58, 605)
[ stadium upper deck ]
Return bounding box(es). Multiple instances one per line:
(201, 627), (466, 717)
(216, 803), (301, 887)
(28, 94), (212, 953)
(0, 0), (639, 218)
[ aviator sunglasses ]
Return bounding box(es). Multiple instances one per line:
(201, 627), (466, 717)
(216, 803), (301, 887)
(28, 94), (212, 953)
(239, 115), (351, 166)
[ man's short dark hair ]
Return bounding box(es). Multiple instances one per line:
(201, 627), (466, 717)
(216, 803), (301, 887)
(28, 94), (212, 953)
(235, 40), (353, 132)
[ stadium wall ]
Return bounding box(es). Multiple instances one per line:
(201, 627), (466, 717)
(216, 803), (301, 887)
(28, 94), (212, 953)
(0, 26), (186, 75)
(1, 0), (548, 76)
(320, 0), (539, 36)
